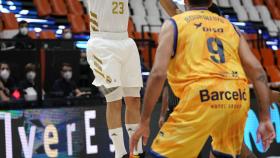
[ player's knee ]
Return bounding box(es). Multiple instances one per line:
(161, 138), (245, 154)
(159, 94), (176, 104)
(99, 86), (123, 102)
(123, 87), (141, 98)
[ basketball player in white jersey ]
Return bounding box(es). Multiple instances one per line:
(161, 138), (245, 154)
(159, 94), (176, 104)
(86, 0), (144, 158)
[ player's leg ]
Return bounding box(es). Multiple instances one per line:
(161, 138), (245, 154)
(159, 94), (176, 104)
(240, 143), (257, 158)
(121, 38), (144, 156)
(210, 81), (250, 158)
(209, 142), (257, 158)
(87, 38), (127, 158)
(123, 88), (143, 156)
(150, 105), (212, 158)
(150, 81), (226, 158)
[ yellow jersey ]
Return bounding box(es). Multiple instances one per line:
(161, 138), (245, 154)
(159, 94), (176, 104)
(167, 10), (248, 99)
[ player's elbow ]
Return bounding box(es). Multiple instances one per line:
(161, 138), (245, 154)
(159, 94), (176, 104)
(247, 64), (266, 81)
(150, 69), (167, 81)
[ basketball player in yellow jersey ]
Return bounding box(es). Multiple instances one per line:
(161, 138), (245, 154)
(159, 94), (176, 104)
(130, 0), (275, 157)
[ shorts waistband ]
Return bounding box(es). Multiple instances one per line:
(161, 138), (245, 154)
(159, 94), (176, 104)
(90, 32), (128, 40)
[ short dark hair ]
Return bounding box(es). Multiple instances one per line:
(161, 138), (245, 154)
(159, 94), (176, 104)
(25, 63), (36, 72)
(60, 63), (72, 70)
(0, 62), (9, 69)
(189, 0), (212, 7)
(19, 20), (28, 27)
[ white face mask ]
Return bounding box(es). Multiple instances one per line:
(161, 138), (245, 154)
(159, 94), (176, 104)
(20, 27), (28, 35)
(0, 69), (10, 80)
(63, 71), (72, 80)
(26, 71), (36, 81)
(64, 32), (72, 39)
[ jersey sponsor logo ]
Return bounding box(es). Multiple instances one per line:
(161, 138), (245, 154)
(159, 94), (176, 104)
(200, 89), (247, 102)
(194, 23), (202, 29)
(202, 27), (224, 33)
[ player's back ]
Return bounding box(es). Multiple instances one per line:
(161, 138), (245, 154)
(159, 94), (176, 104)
(87, 0), (129, 34)
(168, 10), (247, 98)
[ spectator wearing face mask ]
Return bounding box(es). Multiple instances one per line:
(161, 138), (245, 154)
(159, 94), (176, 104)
(12, 21), (33, 49)
(19, 63), (38, 101)
(52, 63), (86, 97)
(0, 62), (17, 100)
(60, 28), (76, 49)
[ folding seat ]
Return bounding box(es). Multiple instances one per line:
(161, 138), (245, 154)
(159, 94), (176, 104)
(83, 14), (90, 33)
(49, 0), (68, 16)
(217, 0), (231, 7)
(260, 48), (275, 67)
(265, 0), (280, 20)
(265, 66), (280, 82)
(130, 2), (146, 17)
(230, 0), (241, 7)
(276, 0), (280, 9)
(151, 33), (159, 44)
(134, 32), (150, 40)
(243, 33), (258, 48)
(256, 6), (279, 36)
(275, 20), (280, 29)
(40, 30), (56, 39)
(232, 5), (249, 21)
(276, 50), (280, 69)
(144, 0), (160, 17)
(68, 14), (87, 33)
(146, 16), (162, 32)
(132, 16), (149, 32)
(246, 5), (262, 22)
(139, 47), (151, 68)
(1, 13), (19, 39)
(259, 48), (280, 82)
(33, 0), (52, 17)
(253, 0), (264, 5)
(242, 0), (255, 7)
(251, 48), (262, 62)
(65, 0), (84, 15)
(128, 18), (136, 38)
(28, 31), (37, 39)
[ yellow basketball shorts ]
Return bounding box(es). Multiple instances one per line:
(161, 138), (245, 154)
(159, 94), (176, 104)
(151, 79), (250, 158)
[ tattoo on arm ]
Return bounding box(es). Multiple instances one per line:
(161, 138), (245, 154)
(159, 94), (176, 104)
(256, 69), (268, 86)
(254, 70), (268, 101)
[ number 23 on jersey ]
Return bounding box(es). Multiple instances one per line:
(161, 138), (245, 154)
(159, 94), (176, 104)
(112, 1), (124, 14)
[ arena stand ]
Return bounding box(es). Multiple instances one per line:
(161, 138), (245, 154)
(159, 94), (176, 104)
(0, 1), (280, 158)
(0, 0), (279, 96)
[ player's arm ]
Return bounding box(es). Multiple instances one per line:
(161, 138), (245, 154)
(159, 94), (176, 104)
(130, 21), (174, 152)
(239, 36), (270, 120)
(160, 0), (179, 16)
(159, 84), (169, 127)
(238, 35), (275, 149)
(140, 20), (174, 125)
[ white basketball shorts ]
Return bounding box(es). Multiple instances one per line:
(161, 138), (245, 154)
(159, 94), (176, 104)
(86, 32), (143, 89)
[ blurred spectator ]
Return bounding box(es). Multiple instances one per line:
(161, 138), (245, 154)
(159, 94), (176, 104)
(52, 63), (86, 97)
(62, 28), (72, 39)
(0, 79), (10, 102)
(59, 28), (75, 49)
(0, 62), (17, 100)
(12, 21), (34, 49)
(19, 63), (38, 101)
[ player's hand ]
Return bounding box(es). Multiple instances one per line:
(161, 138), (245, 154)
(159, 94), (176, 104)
(158, 116), (165, 128)
(129, 120), (150, 157)
(257, 120), (275, 151)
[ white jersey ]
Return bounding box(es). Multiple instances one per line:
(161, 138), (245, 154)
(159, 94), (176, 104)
(88, 0), (129, 35)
